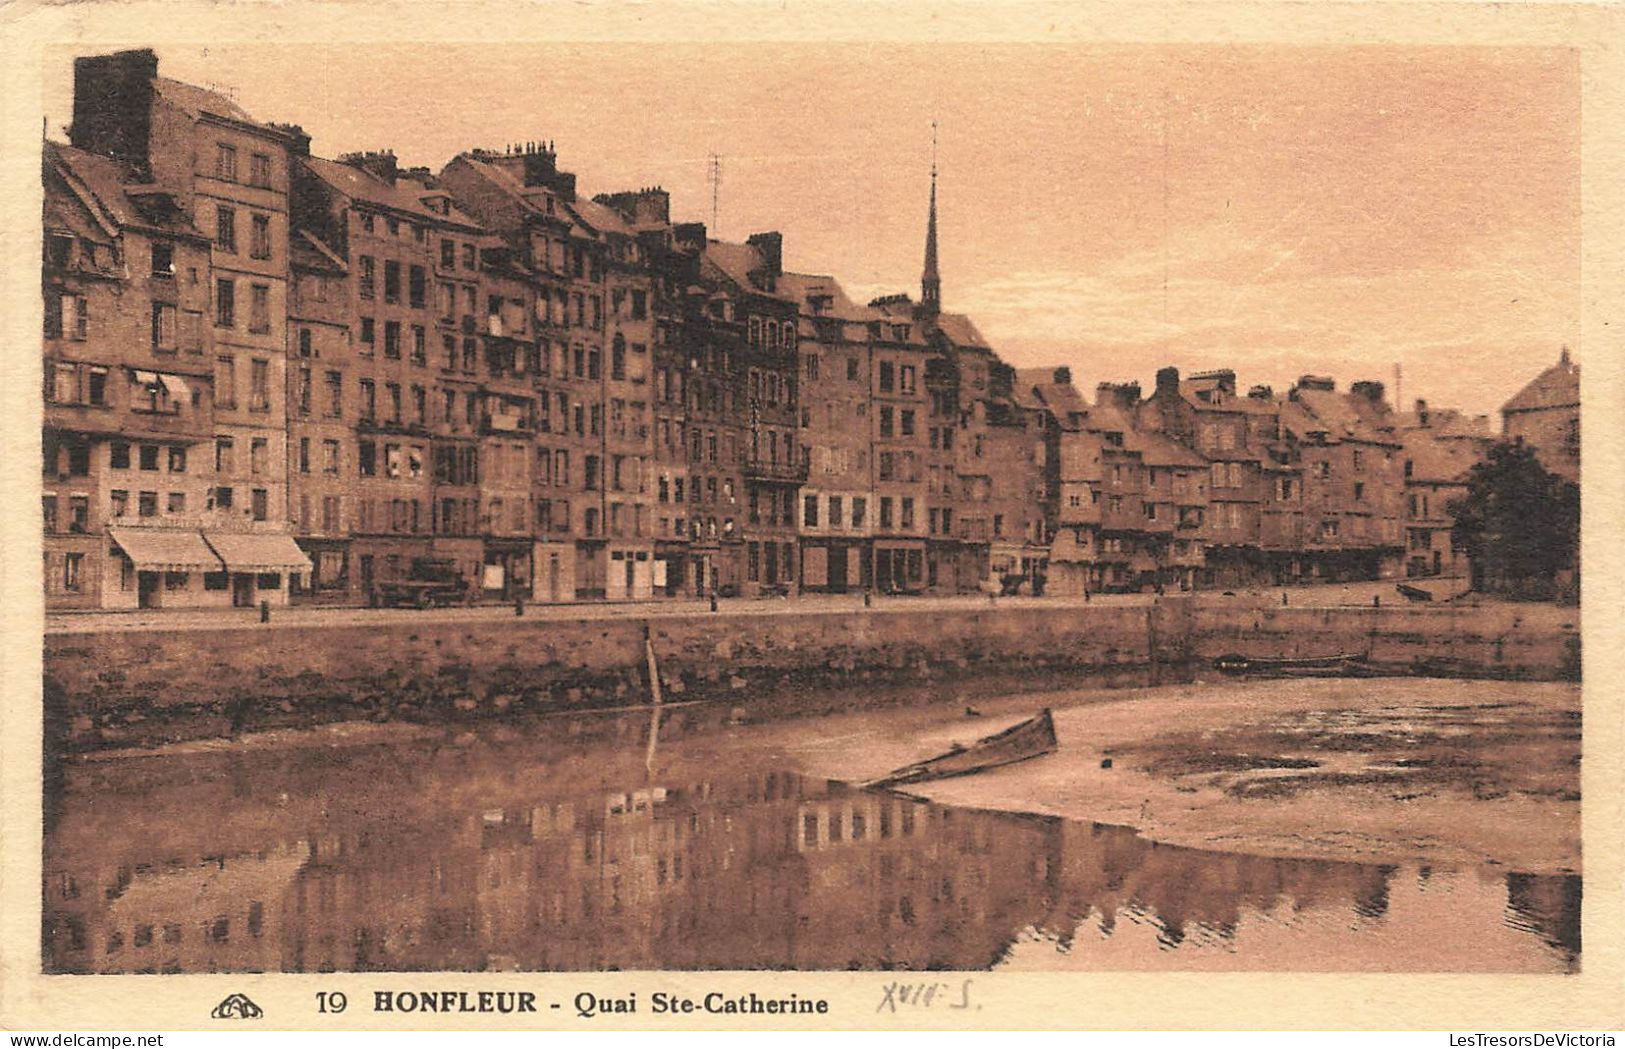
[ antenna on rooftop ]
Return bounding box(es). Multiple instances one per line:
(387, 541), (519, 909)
(708, 152), (722, 236)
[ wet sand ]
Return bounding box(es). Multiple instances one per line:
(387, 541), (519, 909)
(776, 676), (1581, 876)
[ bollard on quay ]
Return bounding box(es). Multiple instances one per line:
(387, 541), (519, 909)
(259, 599), (270, 624)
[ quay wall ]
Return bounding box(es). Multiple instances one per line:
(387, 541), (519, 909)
(43, 600), (1578, 751)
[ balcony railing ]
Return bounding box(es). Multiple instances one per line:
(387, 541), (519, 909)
(741, 458), (809, 482)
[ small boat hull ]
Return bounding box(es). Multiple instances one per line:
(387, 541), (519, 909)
(866, 709), (1058, 789)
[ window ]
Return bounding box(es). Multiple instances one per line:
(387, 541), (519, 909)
(901, 497), (915, 529)
(250, 213), (271, 259)
(215, 144), (237, 182)
(323, 439), (340, 475)
(611, 337), (626, 381)
(440, 239), (455, 268)
(215, 435), (235, 474)
(359, 317), (375, 353)
(215, 279), (234, 328)
(880, 407), (894, 438)
(359, 440), (377, 477)
(138, 490), (158, 518)
(215, 206), (236, 253)
(151, 241), (175, 276)
(151, 302), (176, 352)
(249, 284), (270, 333)
(62, 552), (83, 592)
(384, 260), (400, 304)
(325, 370), (343, 417)
(408, 265), (426, 308)
(168, 446), (187, 472)
(879, 361), (894, 392)
(358, 256), (375, 299)
(384, 320), (401, 359)
(110, 489), (128, 518)
(387, 382), (402, 423)
(879, 496), (893, 529)
(901, 410), (915, 437)
(250, 437), (268, 475)
(214, 486), (233, 509)
(899, 366), (916, 394)
(297, 328), (313, 358)
(252, 489), (268, 522)
(411, 325), (426, 365)
(167, 491), (186, 515)
(250, 359), (270, 411)
(249, 152), (271, 188)
(631, 290), (646, 320)
(462, 243), (476, 270)
(139, 444), (160, 471)
(847, 357), (860, 382)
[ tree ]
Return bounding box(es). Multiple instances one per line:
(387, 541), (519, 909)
(1450, 440), (1579, 599)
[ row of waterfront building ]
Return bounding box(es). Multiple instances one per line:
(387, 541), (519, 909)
(41, 49), (1581, 611)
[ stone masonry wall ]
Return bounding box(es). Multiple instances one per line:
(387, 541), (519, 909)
(43, 598), (1576, 751)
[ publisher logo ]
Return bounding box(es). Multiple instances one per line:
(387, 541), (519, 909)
(211, 993), (264, 1020)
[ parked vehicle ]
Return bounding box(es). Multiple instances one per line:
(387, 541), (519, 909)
(370, 558), (472, 609)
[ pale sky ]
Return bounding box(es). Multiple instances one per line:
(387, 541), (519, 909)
(44, 43), (1579, 420)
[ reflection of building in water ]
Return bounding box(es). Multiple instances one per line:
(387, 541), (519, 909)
(43, 734), (1581, 974)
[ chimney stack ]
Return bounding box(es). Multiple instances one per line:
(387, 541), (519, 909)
(70, 49), (160, 176)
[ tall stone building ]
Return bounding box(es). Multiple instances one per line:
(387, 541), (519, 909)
(1501, 347), (1579, 483)
(54, 49), (310, 610)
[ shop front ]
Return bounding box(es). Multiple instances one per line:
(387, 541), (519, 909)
(481, 539), (533, 601)
(606, 547), (654, 601)
(531, 540), (576, 603)
(201, 531), (313, 608)
(105, 526), (228, 610)
(873, 540), (926, 594)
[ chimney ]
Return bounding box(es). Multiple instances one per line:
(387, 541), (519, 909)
(1248, 384), (1274, 401)
(1351, 380), (1386, 405)
(1096, 382), (1141, 410)
(1415, 399), (1430, 427)
(1190, 368), (1236, 395)
(1296, 375), (1335, 392)
(747, 231), (783, 278)
(1155, 366), (1180, 398)
(1051, 365), (1071, 385)
(269, 122), (311, 156)
(340, 150), (398, 184)
(70, 49), (159, 176)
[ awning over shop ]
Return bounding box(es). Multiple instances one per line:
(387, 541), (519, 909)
(109, 527), (223, 572)
(203, 532), (313, 573)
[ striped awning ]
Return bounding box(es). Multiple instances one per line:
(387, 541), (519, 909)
(203, 532), (313, 573)
(109, 527), (223, 572)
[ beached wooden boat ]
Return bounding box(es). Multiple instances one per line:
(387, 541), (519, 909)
(1214, 652), (1368, 676)
(865, 709), (1058, 789)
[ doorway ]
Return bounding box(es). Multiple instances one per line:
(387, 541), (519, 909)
(231, 574), (254, 607)
(137, 571), (159, 609)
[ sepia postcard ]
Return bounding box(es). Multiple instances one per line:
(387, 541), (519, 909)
(1, 0), (1622, 1034)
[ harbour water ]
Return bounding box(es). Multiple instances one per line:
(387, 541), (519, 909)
(42, 694), (1580, 974)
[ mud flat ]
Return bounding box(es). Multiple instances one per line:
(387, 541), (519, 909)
(780, 676), (1581, 876)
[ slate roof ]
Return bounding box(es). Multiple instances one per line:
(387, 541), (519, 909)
(153, 77), (260, 126)
(303, 155), (485, 230)
(47, 141), (205, 240)
(1502, 352), (1579, 414)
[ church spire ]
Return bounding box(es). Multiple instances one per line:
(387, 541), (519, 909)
(920, 121), (941, 318)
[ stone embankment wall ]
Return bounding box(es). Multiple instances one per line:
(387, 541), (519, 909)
(44, 599), (1577, 751)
